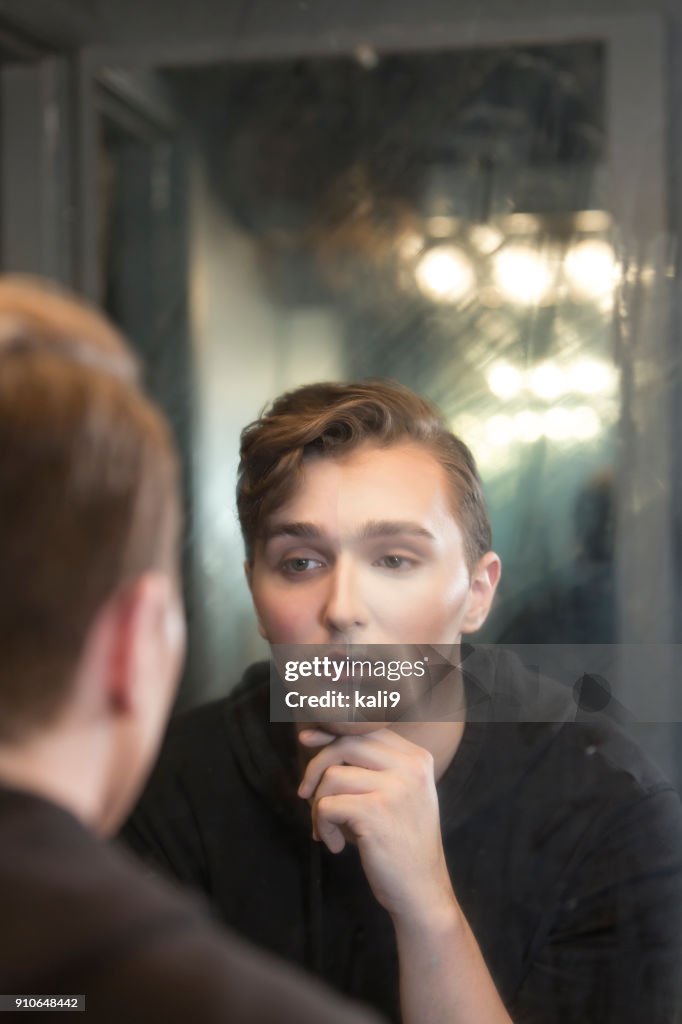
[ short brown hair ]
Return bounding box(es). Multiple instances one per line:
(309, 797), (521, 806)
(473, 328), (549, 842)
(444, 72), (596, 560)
(237, 379), (491, 570)
(0, 276), (180, 740)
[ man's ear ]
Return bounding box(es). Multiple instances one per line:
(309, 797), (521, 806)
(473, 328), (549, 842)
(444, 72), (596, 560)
(461, 552), (502, 635)
(244, 560), (269, 641)
(107, 573), (181, 714)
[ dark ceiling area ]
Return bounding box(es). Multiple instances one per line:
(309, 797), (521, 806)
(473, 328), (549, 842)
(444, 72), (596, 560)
(170, 44), (603, 235)
(162, 43), (604, 324)
(0, 0), (674, 55)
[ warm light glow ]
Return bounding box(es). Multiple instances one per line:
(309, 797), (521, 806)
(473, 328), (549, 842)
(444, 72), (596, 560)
(493, 245), (555, 305)
(399, 232), (425, 260)
(451, 414), (480, 444)
(485, 414), (514, 447)
(470, 224), (503, 255)
(486, 356), (616, 403)
(513, 410), (544, 443)
(455, 403), (603, 470)
(528, 361), (564, 401)
(479, 287), (504, 308)
(574, 210), (612, 233)
(415, 244), (476, 303)
(427, 215), (458, 238)
(571, 406), (602, 440)
(564, 239), (618, 301)
(543, 407), (574, 442)
(487, 361), (523, 400)
(567, 358), (617, 395)
(503, 213), (541, 234)
(354, 43), (379, 69)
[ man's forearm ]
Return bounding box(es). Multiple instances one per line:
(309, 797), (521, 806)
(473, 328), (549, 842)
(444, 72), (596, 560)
(394, 895), (513, 1024)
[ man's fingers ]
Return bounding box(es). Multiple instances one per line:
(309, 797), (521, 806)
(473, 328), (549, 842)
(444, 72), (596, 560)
(297, 728), (336, 748)
(307, 766), (377, 845)
(314, 793), (369, 854)
(310, 809), (345, 852)
(310, 764), (377, 800)
(299, 727), (408, 750)
(297, 732), (409, 798)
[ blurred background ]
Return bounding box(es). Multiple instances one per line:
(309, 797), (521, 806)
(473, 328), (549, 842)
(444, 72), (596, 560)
(0, 0), (680, 779)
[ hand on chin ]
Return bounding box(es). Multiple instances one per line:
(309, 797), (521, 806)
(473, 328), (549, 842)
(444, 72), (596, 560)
(296, 719), (388, 739)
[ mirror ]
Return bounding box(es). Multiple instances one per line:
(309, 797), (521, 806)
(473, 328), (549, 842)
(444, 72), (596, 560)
(92, 20), (676, 783)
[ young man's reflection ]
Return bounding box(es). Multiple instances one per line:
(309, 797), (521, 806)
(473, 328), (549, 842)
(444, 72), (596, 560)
(125, 380), (682, 1024)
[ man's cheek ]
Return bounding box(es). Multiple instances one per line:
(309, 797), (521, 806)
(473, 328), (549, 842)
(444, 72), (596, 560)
(261, 605), (316, 644)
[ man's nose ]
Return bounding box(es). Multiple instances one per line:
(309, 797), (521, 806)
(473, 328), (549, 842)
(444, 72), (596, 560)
(321, 559), (368, 636)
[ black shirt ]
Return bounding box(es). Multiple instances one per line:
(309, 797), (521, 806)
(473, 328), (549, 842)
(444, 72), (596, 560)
(0, 783), (382, 1024)
(124, 648), (682, 1023)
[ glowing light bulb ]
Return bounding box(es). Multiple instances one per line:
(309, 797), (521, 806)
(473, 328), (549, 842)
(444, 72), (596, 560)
(415, 245), (476, 303)
(564, 239), (619, 301)
(543, 407), (574, 442)
(487, 362), (523, 400)
(574, 210), (611, 233)
(513, 410), (543, 443)
(528, 361), (564, 400)
(571, 405), (602, 441)
(469, 224), (503, 255)
(493, 245), (555, 305)
(567, 358), (617, 395)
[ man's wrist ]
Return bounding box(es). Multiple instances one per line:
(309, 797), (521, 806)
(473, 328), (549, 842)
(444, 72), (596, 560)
(390, 886), (464, 945)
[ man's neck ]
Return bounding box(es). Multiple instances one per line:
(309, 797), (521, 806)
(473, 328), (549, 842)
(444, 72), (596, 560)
(0, 732), (102, 830)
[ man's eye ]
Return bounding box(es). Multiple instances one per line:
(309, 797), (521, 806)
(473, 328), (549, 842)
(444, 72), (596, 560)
(375, 555), (414, 570)
(281, 557), (324, 574)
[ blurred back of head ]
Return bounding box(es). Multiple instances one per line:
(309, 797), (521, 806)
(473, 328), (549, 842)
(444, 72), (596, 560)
(0, 276), (180, 742)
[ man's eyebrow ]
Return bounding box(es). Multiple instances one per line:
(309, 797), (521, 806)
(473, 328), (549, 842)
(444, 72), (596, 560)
(262, 522), (326, 543)
(262, 520), (436, 543)
(358, 520), (435, 541)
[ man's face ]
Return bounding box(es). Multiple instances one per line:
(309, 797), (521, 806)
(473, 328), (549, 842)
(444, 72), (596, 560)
(248, 441), (496, 649)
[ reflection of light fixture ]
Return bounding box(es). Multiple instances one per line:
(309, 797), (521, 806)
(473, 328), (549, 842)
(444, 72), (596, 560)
(574, 210), (612, 233)
(399, 232), (425, 260)
(455, 402), (604, 472)
(485, 414), (514, 447)
(485, 357), (616, 401)
(426, 215), (458, 238)
(528, 361), (564, 401)
(493, 245), (555, 305)
(503, 213), (541, 234)
(571, 406), (602, 440)
(567, 358), (617, 395)
(513, 410), (543, 443)
(469, 224), (503, 255)
(542, 406), (602, 442)
(487, 361), (523, 399)
(564, 239), (618, 301)
(354, 43), (379, 69)
(543, 407), (574, 441)
(415, 244), (475, 303)
(479, 287), (504, 308)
